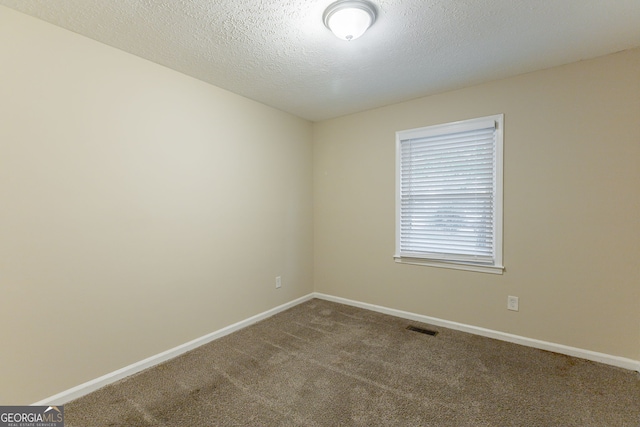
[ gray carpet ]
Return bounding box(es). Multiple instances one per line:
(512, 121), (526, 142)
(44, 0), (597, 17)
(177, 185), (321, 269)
(66, 299), (640, 426)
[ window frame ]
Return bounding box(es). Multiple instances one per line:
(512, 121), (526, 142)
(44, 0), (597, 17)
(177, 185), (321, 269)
(394, 114), (504, 274)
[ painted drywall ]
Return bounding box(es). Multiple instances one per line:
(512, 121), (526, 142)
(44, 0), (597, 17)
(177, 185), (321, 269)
(0, 5), (313, 404)
(314, 48), (640, 362)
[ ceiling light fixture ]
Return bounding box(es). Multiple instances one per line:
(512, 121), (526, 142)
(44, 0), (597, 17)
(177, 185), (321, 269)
(323, 0), (377, 41)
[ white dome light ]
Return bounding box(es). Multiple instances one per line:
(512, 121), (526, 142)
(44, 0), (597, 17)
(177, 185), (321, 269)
(323, 0), (377, 41)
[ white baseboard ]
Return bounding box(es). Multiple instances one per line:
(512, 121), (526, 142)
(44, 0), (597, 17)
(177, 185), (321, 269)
(34, 291), (639, 405)
(313, 292), (640, 373)
(33, 294), (315, 406)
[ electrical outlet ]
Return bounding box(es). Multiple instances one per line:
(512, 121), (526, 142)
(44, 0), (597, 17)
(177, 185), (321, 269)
(275, 276), (282, 289)
(507, 296), (519, 311)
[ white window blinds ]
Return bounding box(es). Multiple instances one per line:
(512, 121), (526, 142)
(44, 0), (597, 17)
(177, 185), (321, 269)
(396, 115), (503, 269)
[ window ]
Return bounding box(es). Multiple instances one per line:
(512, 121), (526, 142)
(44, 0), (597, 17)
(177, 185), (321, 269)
(395, 114), (504, 274)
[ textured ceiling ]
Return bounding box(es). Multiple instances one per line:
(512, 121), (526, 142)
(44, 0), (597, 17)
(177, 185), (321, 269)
(1, 0), (639, 121)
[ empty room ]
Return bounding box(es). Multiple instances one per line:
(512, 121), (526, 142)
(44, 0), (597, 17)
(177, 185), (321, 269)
(0, 1), (639, 426)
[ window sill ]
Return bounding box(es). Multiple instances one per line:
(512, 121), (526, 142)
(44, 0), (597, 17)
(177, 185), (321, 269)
(394, 256), (504, 275)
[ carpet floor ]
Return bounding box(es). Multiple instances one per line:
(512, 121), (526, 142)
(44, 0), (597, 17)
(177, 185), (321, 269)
(66, 299), (640, 426)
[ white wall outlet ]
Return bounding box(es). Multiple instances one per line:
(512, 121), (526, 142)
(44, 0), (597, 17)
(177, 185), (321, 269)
(275, 276), (282, 289)
(507, 295), (519, 311)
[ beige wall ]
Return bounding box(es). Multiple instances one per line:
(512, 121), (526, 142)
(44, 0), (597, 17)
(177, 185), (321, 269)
(0, 6), (313, 404)
(314, 48), (640, 361)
